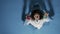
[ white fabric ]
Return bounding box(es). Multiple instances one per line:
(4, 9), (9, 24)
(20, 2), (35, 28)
(25, 18), (50, 29)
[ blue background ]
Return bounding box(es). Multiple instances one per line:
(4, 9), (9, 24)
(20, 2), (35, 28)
(0, 0), (60, 34)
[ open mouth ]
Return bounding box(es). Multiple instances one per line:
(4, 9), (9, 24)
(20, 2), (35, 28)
(37, 16), (38, 18)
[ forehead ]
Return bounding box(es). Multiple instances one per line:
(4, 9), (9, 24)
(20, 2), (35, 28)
(35, 14), (40, 16)
(34, 13), (40, 15)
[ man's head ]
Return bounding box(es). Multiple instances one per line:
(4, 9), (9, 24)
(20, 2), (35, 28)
(31, 9), (44, 20)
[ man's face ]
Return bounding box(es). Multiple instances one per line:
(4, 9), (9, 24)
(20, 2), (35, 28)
(34, 13), (40, 20)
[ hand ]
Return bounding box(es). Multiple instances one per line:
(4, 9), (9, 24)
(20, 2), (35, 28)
(26, 15), (31, 20)
(44, 13), (49, 17)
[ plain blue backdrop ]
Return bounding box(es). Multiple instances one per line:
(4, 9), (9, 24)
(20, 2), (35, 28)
(0, 0), (60, 34)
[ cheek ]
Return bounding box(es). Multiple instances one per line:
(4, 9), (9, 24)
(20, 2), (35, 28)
(34, 16), (36, 18)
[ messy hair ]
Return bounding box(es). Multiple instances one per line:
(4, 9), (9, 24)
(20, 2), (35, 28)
(30, 9), (44, 20)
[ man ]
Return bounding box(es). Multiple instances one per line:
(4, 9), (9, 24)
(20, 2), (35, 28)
(25, 9), (50, 29)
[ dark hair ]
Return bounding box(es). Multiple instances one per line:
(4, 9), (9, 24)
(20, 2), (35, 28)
(30, 9), (44, 20)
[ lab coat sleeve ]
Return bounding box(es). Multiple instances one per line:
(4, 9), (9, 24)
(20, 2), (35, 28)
(43, 17), (51, 22)
(24, 19), (31, 25)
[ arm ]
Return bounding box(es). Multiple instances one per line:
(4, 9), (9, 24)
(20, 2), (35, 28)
(43, 12), (50, 22)
(24, 15), (31, 25)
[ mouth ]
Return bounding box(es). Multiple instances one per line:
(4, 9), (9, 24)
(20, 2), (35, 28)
(36, 16), (38, 18)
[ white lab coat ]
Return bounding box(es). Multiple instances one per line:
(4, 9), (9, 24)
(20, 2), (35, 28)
(25, 17), (50, 29)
